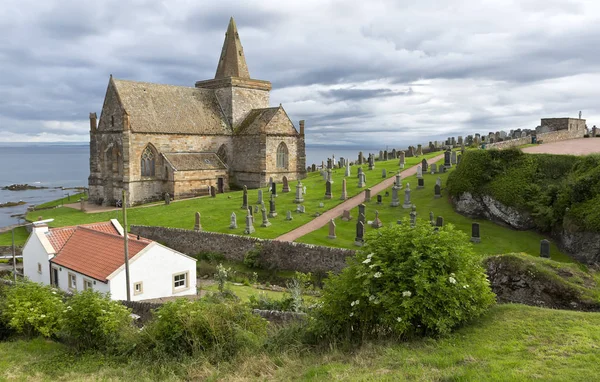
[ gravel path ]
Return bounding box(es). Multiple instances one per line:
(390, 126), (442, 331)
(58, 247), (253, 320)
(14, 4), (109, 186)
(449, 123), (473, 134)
(522, 138), (600, 155)
(274, 154), (445, 242)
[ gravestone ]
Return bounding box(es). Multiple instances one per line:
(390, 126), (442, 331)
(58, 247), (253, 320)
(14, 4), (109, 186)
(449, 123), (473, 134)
(164, 193), (170, 205)
(319, 202), (324, 208)
(341, 209), (353, 221)
(282, 176), (290, 193)
(377, 194), (383, 204)
(540, 239), (550, 258)
(379, 150), (384, 161)
(327, 169), (334, 184)
(285, 210), (293, 221)
(358, 173), (366, 188)
(371, 210), (383, 228)
(403, 184), (412, 209)
(416, 144), (423, 156)
(226, 212), (237, 229)
(430, 163), (437, 174)
(210, 186), (216, 197)
(244, 210), (255, 234)
(436, 216), (444, 227)
(311, 164), (316, 172)
(327, 219), (337, 239)
(471, 223), (480, 243)
(451, 151), (457, 165)
(358, 204), (366, 218)
(390, 186), (400, 207)
(345, 162), (351, 177)
(395, 174), (402, 189)
(365, 188), (371, 202)
(444, 150), (451, 167)
(399, 151), (406, 168)
(357, 167), (363, 179)
(421, 158), (428, 172)
(391, 149), (397, 159)
(410, 209), (416, 227)
(436, 177), (442, 187)
(303, 185), (307, 195)
(254, 205), (260, 214)
(429, 211), (434, 225)
(434, 184), (441, 198)
(296, 205), (305, 213)
(327, 158), (332, 169)
(457, 155), (462, 165)
(257, 189), (263, 204)
(368, 155), (375, 170)
(269, 198), (277, 218)
(358, 151), (364, 164)
(440, 165), (447, 173)
(384, 150), (388, 161)
(416, 166), (423, 179)
(271, 182), (277, 197)
(417, 178), (424, 189)
(321, 170), (327, 181)
(194, 212), (202, 231)
(261, 208), (271, 227)
(294, 181), (304, 203)
(382, 168), (387, 178)
(340, 179), (347, 200)
(325, 180), (333, 199)
(241, 186), (248, 209)
(354, 221), (365, 246)
(385, 191), (389, 197)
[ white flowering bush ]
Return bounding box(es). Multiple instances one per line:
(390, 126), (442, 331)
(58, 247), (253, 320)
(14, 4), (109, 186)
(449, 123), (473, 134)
(0, 282), (64, 338)
(61, 289), (134, 352)
(311, 219), (495, 341)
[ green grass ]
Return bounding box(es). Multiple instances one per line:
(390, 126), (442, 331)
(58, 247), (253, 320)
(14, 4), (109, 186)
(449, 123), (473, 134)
(0, 227), (29, 247)
(1, 304), (600, 380)
(12, 153), (439, 247)
(297, 167), (572, 263)
(34, 192), (86, 209)
(202, 282), (318, 304)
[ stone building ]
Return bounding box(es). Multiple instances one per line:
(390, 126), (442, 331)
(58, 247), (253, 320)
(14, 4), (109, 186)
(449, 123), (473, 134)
(88, 17), (306, 206)
(536, 117), (586, 134)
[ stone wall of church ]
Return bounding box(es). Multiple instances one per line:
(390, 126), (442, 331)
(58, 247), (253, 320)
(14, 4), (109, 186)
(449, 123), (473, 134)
(215, 87), (269, 129)
(172, 169), (229, 198)
(89, 131), (126, 205)
(265, 135), (303, 183)
(231, 134), (267, 188)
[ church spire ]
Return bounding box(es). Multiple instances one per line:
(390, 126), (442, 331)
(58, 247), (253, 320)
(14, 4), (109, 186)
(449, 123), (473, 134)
(215, 17), (250, 79)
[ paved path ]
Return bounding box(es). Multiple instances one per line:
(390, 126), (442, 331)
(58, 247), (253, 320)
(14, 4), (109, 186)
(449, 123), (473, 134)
(275, 154), (445, 242)
(522, 138), (600, 155)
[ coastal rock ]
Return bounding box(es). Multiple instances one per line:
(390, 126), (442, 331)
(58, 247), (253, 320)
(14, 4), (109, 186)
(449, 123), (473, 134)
(2, 184), (47, 191)
(558, 229), (600, 264)
(452, 192), (535, 230)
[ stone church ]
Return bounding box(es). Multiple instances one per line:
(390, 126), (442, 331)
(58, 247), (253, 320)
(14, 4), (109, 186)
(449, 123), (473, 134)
(88, 18), (306, 206)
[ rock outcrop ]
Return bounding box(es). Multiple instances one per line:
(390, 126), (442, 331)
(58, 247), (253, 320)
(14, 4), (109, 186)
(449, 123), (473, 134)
(452, 192), (535, 230)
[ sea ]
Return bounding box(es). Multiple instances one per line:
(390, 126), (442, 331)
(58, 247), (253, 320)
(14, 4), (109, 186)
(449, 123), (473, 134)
(0, 143), (380, 229)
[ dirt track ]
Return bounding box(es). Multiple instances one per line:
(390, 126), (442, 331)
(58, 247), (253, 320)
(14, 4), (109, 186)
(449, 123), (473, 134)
(522, 138), (600, 155)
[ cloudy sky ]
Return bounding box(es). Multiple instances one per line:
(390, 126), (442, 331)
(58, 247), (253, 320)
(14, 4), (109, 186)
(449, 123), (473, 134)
(1, 0), (599, 147)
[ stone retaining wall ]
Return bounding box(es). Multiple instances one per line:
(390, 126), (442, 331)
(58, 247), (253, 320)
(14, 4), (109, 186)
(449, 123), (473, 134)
(486, 136), (532, 149)
(536, 129), (584, 144)
(130, 225), (355, 273)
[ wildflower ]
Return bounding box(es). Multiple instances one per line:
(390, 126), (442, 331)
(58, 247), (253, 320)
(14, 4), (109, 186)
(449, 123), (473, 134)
(448, 276), (457, 284)
(369, 295), (376, 301)
(66, 306), (73, 310)
(40, 314), (46, 318)
(463, 284), (469, 289)
(396, 317), (402, 322)
(351, 299), (360, 307)
(374, 272), (382, 278)
(369, 264), (376, 269)
(362, 257), (371, 264)
(350, 312), (354, 317)
(402, 291), (412, 297)
(52, 291), (57, 295)
(367, 253), (374, 259)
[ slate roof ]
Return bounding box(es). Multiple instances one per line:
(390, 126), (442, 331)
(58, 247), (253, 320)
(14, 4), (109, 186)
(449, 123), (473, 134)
(162, 152), (227, 171)
(215, 17), (250, 79)
(45, 222), (120, 253)
(235, 107), (281, 135)
(50, 227), (151, 282)
(112, 79), (230, 135)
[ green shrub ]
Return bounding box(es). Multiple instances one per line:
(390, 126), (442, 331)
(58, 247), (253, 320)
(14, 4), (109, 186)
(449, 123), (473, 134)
(1, 282), (64, 338)
(140, 299), (268, 361)
(61, 290), (135, 352)
(0, 282), (14, 340)
(248, 293), (295, 312)
(196, 251), (225, 263)
(243, 244), (262, 269)
(310, 220), (495, 342)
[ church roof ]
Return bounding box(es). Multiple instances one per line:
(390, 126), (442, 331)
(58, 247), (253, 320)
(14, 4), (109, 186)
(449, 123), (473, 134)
(112, 79), (230, 135)
(235, 107), (281, 135)
(215, 17), (250, 79)
(162, 152), (227, 171)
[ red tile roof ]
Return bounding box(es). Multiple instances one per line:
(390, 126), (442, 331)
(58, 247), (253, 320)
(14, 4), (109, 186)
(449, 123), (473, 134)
(50, 227), (151, 282)
(45, 221), (120, 253)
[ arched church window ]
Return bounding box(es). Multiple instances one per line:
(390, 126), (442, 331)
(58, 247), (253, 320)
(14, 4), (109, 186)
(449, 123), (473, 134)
(276, 142), (288, 169)
(141, 146), (156, 177)
(217, 144), (228, 165)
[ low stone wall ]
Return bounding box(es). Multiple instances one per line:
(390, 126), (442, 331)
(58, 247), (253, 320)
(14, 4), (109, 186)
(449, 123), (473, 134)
(486, 136), (531, 149)
(130, 225), (355, 273)
(252, 309), (307, 324)
(0, 246), (22, 256)
(537, 129), (584, 144)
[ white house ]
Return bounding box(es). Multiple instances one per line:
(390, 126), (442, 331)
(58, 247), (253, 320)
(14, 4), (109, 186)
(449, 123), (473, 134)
(22, 219), (197, 301)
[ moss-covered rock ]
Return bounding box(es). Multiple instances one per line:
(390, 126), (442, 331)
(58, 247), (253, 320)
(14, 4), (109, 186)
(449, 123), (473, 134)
(484, 253), (600, 311)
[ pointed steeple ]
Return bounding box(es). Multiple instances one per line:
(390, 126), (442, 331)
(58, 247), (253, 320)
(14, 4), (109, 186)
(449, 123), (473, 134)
(215, 17), (250, 79)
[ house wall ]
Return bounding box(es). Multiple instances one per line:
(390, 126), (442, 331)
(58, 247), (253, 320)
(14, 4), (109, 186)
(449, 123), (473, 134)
(51, 264), (110, 295)
(108, 244), (197, 301)
(22, 232), (52, 285)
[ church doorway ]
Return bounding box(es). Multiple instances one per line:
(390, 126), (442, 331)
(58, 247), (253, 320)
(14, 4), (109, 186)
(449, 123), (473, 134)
(217, 178), (224, 193)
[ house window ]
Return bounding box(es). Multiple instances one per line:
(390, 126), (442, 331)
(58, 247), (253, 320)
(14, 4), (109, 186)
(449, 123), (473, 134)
(173, 271), (189, 291)
(37, 263), (42, 274)
(134, 281), (143, 296)
(68, 273), (77, 291)
(141, 146), (156, 177)
(83, 279), (93, 290)
(276, 142), (288, 169)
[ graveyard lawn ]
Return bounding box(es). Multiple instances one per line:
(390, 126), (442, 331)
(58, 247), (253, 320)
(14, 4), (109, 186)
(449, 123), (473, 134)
(1, 153), (440, 246)
(1, 304), (600, 380)
(296, 166), (572, 263)
(0, 226), (28, 246)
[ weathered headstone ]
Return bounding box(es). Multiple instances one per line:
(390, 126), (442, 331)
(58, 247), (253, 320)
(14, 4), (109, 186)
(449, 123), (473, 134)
(430, 163), (437, 174)
(403, 184), (412, 209)
(327, 169), (334, 184)
(416, 144), (423, 156)
(327, 219), (337, 239)
(345, 162), (351, 177)
(294, 181), (304, 203)
(434, 184), (441, 198)
(341, 209), (353, 221)
(357, 166), (363, 179)
(296, 204), (305, 213)
(319, 202), (324, 208)
(358, 151), (364, 164)
(417, 178), (424, 189)
(368, 154), (375, 170)
(210, 186), (216, 198)
(257, 189), (263, 204)
(164, 193), (171, 205)
(436, 177), (442, 187)
(269, 198), (277, 218)
(451, 151), (457, 165)
(390, 186), (400, 207)
(410, 209), (416, 227)
(340, 179), (347, 200)
(311, 164), (316, 172)
(382, 168), (387, 178)
(358, 173), (366, 188)
(194, 211), (202, 231)
(325, 180), (333, 199)
(271, 182), (277, 197)
(261, 208), (271, 227)
(421, 158), (428, 172)
(444, 150), (451, 167)
(371, 210), (383, 228)
(229, 212), (237, 229)
(416, 166), (423, 179)
(436, 216), (444, 227)
(354, 221), (365, 246)
(358, 204), (366, 218)
(376, 194), (382, 204)
(384, 150), (388, 161)
(282, 176), (290, 193)
(365, 188), (371, 202)
(285, 210), (293, 221)
(540, 239), (550, 258)
(241, 186), (248, 209)
(399, 151), (406, 168)
(244, 210), (255, 234)
(471, 223), (480, 243)
(395, 174), (402, 189)
(429, 211), (434, 225)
